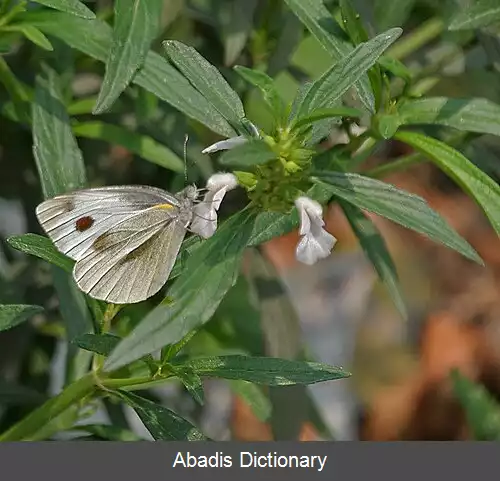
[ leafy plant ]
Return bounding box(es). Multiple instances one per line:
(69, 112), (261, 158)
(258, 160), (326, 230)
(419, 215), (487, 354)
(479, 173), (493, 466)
(0, 0), (499, 441)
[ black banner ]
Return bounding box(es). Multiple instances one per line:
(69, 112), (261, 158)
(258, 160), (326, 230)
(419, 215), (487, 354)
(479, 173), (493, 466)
(0, 441), (496, 480)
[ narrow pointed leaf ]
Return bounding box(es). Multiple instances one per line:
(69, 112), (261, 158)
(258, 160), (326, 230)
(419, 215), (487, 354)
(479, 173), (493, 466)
(33, 67), (86, 197)
(234, 66), (285, 121)
(104, 210), (257, 372)
(7, 234), (74, 272)
(72, 121), (184, 172)
(340, 202), (407, 318)
(171, 355), (350, 385)
(314, 171), (482, 264)
(219, 139), (276, 166)
(73, 333), (121, 356)
(221, 0), (258, 66)
(93, 0), (163, 114)
(449, 0), (500, 31)
(340, 0), (369, 44)
(399, 97), (500, 137)
(284, 0), (375, 112)
(0, 304), (44, 332)
(7, 25), (53, 50)
(395, 131), (500, 235)
(291, 106), (362, 131)
(378, 56), (412, 81)
(296, 28), (402, 117)
(163, 40), (245, 128)
(174, 369), (204, 405)
(451, 369), (500, 440)
(31, 0), (96, 19)
(32, 66), (93, 374)
(21, 10), (236, 137)
(115, 391), (207, 440)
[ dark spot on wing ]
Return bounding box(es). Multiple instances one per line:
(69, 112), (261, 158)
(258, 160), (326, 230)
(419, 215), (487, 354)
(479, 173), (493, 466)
(93, 232), (113, 251)
(120, 235), (157, 263)
(75, 216), (94, 232)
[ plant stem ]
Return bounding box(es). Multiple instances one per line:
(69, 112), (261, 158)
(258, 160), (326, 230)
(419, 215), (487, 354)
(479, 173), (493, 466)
(387, 18), (445, 60)
(103, 375), (175, 392)
(0, 368), (180, 441)
(0, 372), (97, 442)
(93, 304), (122, 371)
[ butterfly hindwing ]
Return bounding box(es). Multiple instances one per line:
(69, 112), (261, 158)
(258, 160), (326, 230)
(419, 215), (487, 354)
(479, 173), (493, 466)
(73, 207), (187, 304)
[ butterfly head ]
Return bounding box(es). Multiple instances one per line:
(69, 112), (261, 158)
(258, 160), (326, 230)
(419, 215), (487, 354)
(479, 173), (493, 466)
(179, 184), (199, 202)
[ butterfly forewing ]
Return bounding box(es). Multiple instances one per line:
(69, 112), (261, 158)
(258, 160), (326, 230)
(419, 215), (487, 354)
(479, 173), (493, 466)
(36, 185), (180, 261)
(73, 207), (187, 304)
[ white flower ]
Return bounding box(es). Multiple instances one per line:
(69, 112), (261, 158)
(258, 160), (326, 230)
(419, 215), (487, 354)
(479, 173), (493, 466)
(201, 136), (248, 154)
(190, 173), (238, 239)
(201, 121), (260, 154)
(294, 196), (337, 265)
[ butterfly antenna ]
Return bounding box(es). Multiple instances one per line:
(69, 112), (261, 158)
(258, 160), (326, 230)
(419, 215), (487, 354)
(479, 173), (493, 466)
(183, 133), (189, 185)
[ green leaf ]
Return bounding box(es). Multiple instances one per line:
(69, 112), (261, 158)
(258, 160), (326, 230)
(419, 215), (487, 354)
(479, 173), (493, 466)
(228, 380), (271, 422)
(248, 211), (299, 246)
(73, 424), (142, 441)
(171, 355), (350, 385)
(163, 40), (245, 129)
(114, 390), (207, 440)
(374, 0), (415, 31)
(314, 171), (482, 264)
(93, 0), (163, 114)
(0, 56), (31, 123)
(451, 369), (500, 440)
(219, 139), (276, 167)
(30, 0), (96, 19)
(399, 97), (500, 137)
(0, 381), (46, 406)
(72, 121), (184, 173)
(31, 66), (93, 378)
(0, 373), (96, 441)
(284, 0), (375, 112)
(104, 209), (257, 372)
(395, 131), (500, 236)
(374, 113), (401, 139)
(378, 55), (412, 81)
(291, 106), (363, 131)
(295, 28), (402, 117)
(6, 25), (53, 51)
(234, 66), (285, 122)
(221, 0), (258, 66)
(339, 0), (369, 45)
(7, 234), (74, 272)
(342, 2), (385, 110)
(32, 66), (86, 197)
(340, 202), (407, 318)
(449, 0), (500, 31)
(73, 333), (121, 356)
(173, 369), (204, 405)
(21, 10), (236, 137)
(0, 304), (44, 332)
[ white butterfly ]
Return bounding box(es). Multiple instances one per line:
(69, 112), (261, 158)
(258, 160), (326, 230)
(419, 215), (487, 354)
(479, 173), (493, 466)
(36, 185), (200, 305)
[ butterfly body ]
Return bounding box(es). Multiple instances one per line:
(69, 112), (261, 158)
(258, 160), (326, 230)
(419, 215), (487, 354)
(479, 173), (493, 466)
(36, 184), (200, 304)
